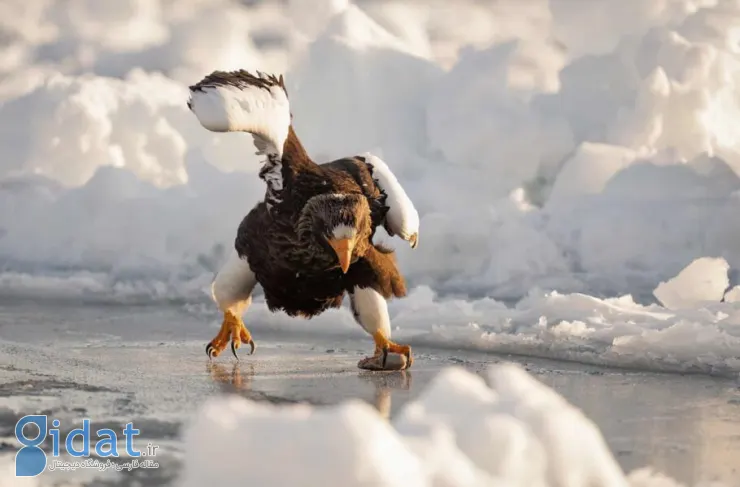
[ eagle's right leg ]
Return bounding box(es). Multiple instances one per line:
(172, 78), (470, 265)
(350, 286), (413, 370)
(207, 249), (258, 359)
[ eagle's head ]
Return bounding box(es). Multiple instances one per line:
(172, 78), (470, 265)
(301, 193), (372, 273)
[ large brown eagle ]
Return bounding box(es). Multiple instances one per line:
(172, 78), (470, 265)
(187, 70), (420, 370)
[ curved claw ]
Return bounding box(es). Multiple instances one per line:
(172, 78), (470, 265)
(404, 350), (413, 369)
(248, 338), (256, 355)
(206, 343), (216, 359)
(399, 347), (412, 369)
(231, 340), (239, 361)
(409, 233), (418, 249)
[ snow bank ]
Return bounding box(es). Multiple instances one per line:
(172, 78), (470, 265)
(0, 70), (189, 187)
(394, 285), (740, 377)
(180, 364), (687, 487)
(289, 4), (443, 163)
(176, 276), (740, 378)
(3, 0), (740, 377)
(0, 0), (287, 82)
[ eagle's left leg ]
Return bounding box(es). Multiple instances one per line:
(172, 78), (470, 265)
(350, 286), (413, 370)
(207, 249), (258, 360)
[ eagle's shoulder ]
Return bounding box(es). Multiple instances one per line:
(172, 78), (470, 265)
(278, 157), (366, 212)
(317, 157), (382, 197)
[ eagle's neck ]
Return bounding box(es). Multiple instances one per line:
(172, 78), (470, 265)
(260, 125), (316, 210)
(283, 125), (313, 169)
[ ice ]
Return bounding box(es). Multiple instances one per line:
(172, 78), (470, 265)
(179, 365), (648, 487)
(653, 257), (730, 310)
(380, 286), (740, 376)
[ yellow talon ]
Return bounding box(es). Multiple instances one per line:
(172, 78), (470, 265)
(371, 331), (413, 369)
(206, 311), (256, 360)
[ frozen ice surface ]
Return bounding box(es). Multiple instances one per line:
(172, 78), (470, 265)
(0, 303), (739, 487)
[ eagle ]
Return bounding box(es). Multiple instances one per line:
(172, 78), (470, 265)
(187, 70), (420, 371)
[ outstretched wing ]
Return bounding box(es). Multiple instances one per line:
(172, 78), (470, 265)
(187, 70), (291, 159)
(360, 153), (420, 249)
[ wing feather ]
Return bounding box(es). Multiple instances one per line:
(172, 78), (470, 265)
(188, 70), (290, 159)
(360, 153), (420, 248)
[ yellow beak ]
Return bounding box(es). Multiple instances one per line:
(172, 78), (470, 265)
(328, 237), (353, 273)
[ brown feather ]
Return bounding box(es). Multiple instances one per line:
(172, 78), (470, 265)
(234, 130), (407, 318)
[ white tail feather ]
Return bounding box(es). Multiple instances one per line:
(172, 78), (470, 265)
(361, 153), (420, 248)
(188, 71), (291, 159)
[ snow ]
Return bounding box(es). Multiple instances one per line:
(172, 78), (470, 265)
(653, 257), (730, 309)
(180, 364), (665, 487)
(547, 143), (638, 207)
(0, 70), (190, 187)
(180, 396), (424, 487)
(1, 0), (740, 431)
(0, 457), (37, 487)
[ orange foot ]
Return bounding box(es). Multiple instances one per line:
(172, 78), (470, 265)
(358, 332), (413, 371)
(206, 310), (255, 360)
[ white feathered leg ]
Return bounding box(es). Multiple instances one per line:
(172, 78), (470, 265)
(208, 248), (258, 360)
(350, 286), (413, 370)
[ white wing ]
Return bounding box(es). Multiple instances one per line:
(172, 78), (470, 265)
(187, 70), (291, 159)
(361, 152), (420, 249)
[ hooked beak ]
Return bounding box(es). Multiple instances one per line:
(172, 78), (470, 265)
(328, 237), (354, 273)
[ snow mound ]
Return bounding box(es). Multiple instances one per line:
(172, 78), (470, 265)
(425, 40), (572, 201)
(547, 142), (638, 208)
(653, 257), (730, 309)
(179, 364), (687, 487)
(0, 69), (189, 187)
(0, 0), (286, 82)
(289, 4), (442, 164)
(180, 397), (425, 487)
(395, 366), (626, 487)
(387, 286), (740, 377)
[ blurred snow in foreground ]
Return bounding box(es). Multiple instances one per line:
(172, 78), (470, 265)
(179, 364), (689, 487)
